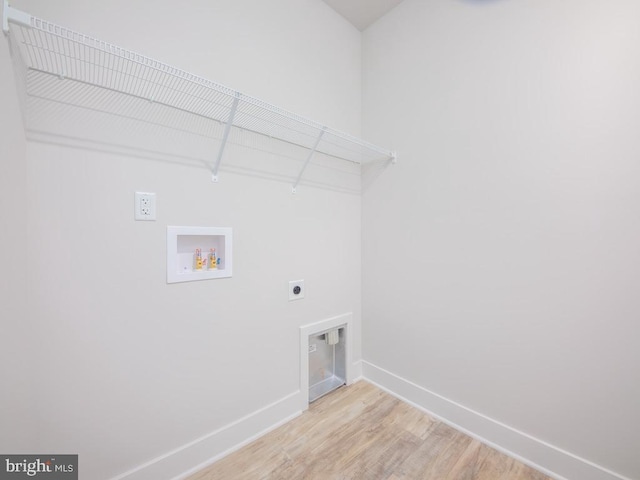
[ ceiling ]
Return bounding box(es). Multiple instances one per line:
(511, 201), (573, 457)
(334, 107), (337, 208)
(322, 0), (405, 31)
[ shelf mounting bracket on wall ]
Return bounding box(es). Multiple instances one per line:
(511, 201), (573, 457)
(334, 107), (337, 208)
(2, 0), (7, 33)
(292, 127), (326, 194)
(212, 92), (240, 183)
(3, 0), (31, 33)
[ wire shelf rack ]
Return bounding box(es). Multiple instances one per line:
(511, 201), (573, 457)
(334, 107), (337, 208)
(3, 4), (396, 190)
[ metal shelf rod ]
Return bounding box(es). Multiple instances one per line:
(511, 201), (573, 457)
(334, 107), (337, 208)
(212, 92), (240, 183)
(292, 128), (326, 194)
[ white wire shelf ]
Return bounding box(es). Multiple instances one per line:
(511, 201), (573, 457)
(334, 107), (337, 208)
(3, 3), (396, 191)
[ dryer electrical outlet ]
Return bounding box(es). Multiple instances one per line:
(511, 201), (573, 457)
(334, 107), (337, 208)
(289, 280), (305, 301)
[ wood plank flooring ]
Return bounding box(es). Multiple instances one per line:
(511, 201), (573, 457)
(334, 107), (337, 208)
(187, 381), (551, 480)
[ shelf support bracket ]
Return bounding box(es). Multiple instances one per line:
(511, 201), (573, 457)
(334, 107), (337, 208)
(292, 128), (326, 194)
(212, 92), (240, 183)
(2, 0), (7, 33)
(3, 1), (32, 33)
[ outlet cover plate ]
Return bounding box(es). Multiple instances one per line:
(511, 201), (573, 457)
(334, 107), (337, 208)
(289, 279), (305, 301)
(135, 192), (156, 221)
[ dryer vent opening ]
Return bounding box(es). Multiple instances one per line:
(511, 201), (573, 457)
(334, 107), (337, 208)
(308, 327), (346, 402)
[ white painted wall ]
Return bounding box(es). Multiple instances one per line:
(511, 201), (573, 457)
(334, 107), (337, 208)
(0, 1), (32, 452)
(362, 1), (640, 479)
(6, 1), (362, 478)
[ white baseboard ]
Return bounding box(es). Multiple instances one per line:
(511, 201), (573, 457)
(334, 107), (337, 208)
(110, 391), (301, 480)
(362, 361), (631, 480)
(350, 359), (363, 383)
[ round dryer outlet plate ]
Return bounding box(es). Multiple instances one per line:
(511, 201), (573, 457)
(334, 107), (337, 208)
(289, 280), (305, 301)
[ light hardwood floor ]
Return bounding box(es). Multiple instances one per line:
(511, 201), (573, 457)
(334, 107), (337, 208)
(187, 381), (551, 480)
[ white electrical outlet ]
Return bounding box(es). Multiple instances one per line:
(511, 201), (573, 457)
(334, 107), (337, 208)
(135, 192), (156, 221)
(289, 279), (305, 301)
